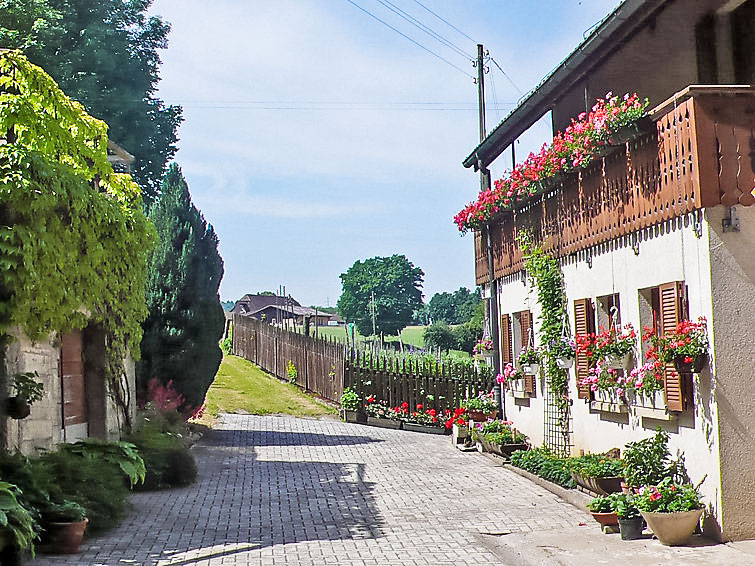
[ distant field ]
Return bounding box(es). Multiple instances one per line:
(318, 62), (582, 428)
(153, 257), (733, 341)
(302, 324), (427, 348)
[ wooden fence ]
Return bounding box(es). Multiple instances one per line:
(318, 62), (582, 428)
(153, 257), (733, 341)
(232, 314), (496, 412)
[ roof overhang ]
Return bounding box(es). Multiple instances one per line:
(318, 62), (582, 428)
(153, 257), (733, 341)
(462, 0), (668, 172)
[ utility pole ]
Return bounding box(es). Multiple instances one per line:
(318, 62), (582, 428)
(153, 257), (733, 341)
(476, 43), (503, 417)
(370, 291), (377, 338)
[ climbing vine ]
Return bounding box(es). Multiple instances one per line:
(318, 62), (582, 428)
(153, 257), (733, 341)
(0, 51), (155, 427)
(519, 233), (571, 451)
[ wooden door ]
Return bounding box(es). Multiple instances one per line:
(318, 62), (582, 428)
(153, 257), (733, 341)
(61, 330), (87, 427)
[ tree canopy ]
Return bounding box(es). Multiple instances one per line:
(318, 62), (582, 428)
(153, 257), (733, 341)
(0, 0), (182, 203)
(338, 255), (424, 336)
(137, 164), (224, 409)
(427, 287), (481, 325)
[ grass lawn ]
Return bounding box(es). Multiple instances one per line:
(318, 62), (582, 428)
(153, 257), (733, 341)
(203, 355), (335, 419)
(303, 324), (427, 349)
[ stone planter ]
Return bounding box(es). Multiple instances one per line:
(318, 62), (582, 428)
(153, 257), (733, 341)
(618, 517), (645, 540)
(340, 409), (366, 424)
(673, 354), (707, 374)
(366, 416), (402, 430)
(402, 422), (446, 435)
(641, 509), (703, 546)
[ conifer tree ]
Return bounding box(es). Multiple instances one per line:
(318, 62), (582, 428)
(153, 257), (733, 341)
(138, 164), (224, 409)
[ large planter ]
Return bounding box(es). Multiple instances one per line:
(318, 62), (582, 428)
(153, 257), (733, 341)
(402, 422), (446, 435)
(466, 409), (497, 422)
(641, 509), (703, 546)
(571, 471), (624, 496)
(476, 437), (528, 459)
(44, 519), (88, 554)
(618, 517), (645, 540)
(341, 409), (366, 424)
(673, 354), (707, 374)
(366, 416), (402, 430)
(4, 397), (30, 420)
(590, 511), (619, 527)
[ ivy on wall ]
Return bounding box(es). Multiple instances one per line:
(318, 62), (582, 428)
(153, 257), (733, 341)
(519, 233), (571, 452)
(0, 51), (155, 426)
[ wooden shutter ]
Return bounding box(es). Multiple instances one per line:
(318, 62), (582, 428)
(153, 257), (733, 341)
(500, 314), (513, 365)
(61, 330), (87, 426)
(659, 281), (686, 411)
(574, 298), (595, 400)
(520, 310), (535, 394)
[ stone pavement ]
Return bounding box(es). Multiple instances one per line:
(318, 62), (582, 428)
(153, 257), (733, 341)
(27, 414), (755, 565)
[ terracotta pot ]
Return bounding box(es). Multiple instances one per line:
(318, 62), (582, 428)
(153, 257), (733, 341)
(44, 519), (88, 554)
(673, 354), (707, 374)
(618, 517), (645, 540)
(641, 509), (703, 546)
(466, 409), (497, 422)
(4, 397), (30, 420)
(591, 511), (619, 527)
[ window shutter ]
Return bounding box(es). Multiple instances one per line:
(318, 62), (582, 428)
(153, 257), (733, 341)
(574, 298), (594, 400)
(500, 314), (513, 365)
(660, 281), (687, 411)
(520, 310), (535, 394)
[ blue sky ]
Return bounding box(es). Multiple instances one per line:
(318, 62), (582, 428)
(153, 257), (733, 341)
(148, 0), (620, 306)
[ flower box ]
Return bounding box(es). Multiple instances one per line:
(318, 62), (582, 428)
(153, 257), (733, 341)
(631, 390), (676, 421)
(507, 379), (532, 399)
(466, 409), (498, 423)
(477, 437), (529, 460)
(590, 389), (628, 413)
(366, 416), (402, 430)
(571, 471), (624, 496)
(402, 422), (446, 435)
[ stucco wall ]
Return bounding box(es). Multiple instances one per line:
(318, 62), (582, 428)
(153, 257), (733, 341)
(707, 204), (755, 541)
(496, 214), (725, 538)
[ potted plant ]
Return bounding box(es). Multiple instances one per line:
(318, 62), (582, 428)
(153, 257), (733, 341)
(588, 494), (618, 527)
(473, 338), (495, 359)
(340, 387), (364, 423)
(471, 419), (528, 459)
(5, 371), (44, 419)
(0, 481), (37, 564)
(570, 452), (624, 495)
(649, 317), (709, 373)
(614, 492), (644, 540)
(41, 500), (88, 554)
(445, 408), (471, 447)
(517, 348), (541, 375)
(497, 363), (525, 394)
(401, 403), (444, 434)
(622, 428), (688, 491)
(463, 391), (498, 422)
(635, 479), (703, 546)
(550, 336), (575, 369)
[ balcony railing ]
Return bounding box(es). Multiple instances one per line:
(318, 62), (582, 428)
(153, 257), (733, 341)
(475, 86), (755, 284)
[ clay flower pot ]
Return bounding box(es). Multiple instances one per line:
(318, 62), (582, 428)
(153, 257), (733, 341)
(45, 518), (88, 554)
(590, 511), (619, 527)
(640, 509), (703, 546)
(466, 409), (497, 422)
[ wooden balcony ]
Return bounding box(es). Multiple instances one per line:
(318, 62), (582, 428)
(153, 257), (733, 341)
(475, 86), (755, 284)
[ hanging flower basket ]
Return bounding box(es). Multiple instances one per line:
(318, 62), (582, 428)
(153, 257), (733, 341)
(555, 357), (574, 369)
(605, 352), (634, 371)
(520, 364), (539, 376)
(673, 353), (707, 374)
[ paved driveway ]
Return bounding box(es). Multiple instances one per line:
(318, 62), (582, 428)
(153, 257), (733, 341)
(28, 414), (753, 565)
(28, 414), (582, 565)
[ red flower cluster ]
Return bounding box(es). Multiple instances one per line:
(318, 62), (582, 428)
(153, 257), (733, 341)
(454, 93), (648, 233)
(445, 407), (467, 429)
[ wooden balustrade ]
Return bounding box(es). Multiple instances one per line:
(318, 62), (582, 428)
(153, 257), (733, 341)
(475, 86), (755, 284)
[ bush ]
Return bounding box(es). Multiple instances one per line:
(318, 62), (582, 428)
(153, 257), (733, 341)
(510, 448), (575, 488)
(125, 422), (197, 490)
(423, 322), (456, 351)
(451, 323), (477, 353)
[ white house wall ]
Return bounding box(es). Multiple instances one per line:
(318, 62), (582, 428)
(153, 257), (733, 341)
(496, 213), (725, 538)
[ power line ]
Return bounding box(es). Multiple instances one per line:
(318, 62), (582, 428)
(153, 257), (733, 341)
(375, 0), (474, 60)
(344, 0), (475, 79)
(489, 56), (523, 95)
(412, 0), (477, 44)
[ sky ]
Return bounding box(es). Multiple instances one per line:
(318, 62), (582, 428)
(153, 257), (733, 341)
(147, 0), (621, 307)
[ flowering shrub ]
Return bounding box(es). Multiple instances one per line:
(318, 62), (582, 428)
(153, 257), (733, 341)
(455, 92), (649, 232)
(517, 347), (541, 366)
(473, 338), (494, 355)
(647, 317), (709, 364)
(463, 390), (497, 413)
(147, 378), (185, 412)
(496, 362), (522, 385)
(635, 479), (702, 513)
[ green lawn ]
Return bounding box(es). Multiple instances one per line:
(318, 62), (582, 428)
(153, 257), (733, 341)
(204, 355), (335, 419)
(303, 324), (428, 348)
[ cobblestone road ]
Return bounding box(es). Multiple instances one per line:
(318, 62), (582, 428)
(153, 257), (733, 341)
(29, 414), (587, 565)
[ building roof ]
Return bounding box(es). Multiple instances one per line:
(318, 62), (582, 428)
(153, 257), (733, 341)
(232, 294), (301, 314)
(462, 0), (666, 171)
(247, 305), (323, 317)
